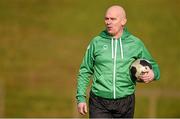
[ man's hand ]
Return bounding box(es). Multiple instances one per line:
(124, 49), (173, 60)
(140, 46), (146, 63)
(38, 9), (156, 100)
(139, 69), (154, 83)
(77, 102), (87, 115)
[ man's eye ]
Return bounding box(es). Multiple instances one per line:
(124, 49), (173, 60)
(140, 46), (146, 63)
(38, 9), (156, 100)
(111, 18), (116, 20)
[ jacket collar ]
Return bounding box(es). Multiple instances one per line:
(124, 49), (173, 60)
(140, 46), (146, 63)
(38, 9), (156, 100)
(99, 27), (131, 40)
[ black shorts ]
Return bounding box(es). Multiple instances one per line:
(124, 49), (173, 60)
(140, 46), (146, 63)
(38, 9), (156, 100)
(89, 91), (135, 118)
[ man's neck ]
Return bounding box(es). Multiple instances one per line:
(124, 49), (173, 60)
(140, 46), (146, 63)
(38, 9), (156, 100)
(114, 31), (123, 39)
(114, 27), (124, 39)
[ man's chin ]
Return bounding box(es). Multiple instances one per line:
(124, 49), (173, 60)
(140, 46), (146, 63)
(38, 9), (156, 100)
(106, 30), (112, 34)
(107, 32), (115, 36)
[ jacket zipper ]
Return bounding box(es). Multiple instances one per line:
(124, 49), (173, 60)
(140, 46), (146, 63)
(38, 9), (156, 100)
(113, 39), (118, 99)
(112, 38), (124, 99)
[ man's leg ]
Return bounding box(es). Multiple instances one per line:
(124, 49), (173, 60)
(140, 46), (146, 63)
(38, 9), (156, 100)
(112, 94), (135, 118)
(123, 94), (135, 118)
(89, 92), (112, 118)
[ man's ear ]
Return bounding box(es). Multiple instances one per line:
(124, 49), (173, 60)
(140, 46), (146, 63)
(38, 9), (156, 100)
(121, 18), (127, 26)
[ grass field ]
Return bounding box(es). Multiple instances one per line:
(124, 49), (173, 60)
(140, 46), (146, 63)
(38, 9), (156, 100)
(0, 0), (180, 117)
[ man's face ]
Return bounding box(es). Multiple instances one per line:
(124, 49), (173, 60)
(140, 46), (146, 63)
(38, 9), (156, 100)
(105, 9), (125, 37)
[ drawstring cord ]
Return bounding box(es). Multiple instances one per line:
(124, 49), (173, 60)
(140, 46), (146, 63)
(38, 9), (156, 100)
(111, 38), (124, 59)
(119, 38), (124, 59)
(111, 38), (114, 59)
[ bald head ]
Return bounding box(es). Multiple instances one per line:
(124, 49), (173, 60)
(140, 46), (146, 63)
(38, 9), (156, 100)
(106, 5), (126, 19)
(104, 5), (127, 38)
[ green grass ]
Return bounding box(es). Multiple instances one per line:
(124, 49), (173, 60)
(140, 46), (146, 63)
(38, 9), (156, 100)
(157, 98), (180, 117)
(0, 0), (180, 117)
(134, 97), (149, 117)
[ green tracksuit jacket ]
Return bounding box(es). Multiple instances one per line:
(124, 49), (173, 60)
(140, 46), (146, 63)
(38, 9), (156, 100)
(76, 27), (160, 103)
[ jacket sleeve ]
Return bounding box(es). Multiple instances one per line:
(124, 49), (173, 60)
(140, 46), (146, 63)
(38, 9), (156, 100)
(139, 41), (160, 80)
(76, 40), (95, 103)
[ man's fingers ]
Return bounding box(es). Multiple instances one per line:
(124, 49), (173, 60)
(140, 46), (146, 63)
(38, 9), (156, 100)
(78, 103), (87, 115)
(79, 105), (85, 115)
(84, 104), (87, 113)
(138, 69), (154, 83)
(79, 106), (84, 115)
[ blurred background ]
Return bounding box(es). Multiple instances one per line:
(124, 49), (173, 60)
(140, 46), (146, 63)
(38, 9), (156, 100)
(0, 0), (179, 118)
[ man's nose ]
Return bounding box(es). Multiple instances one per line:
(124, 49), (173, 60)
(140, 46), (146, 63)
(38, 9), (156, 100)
(106, 20), (112, 25)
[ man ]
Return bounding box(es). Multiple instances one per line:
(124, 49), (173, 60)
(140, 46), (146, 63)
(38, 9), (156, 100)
(76, 5), (160, 118)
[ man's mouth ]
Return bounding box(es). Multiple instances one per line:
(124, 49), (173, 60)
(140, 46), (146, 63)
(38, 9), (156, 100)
(107, 26), (112, 30)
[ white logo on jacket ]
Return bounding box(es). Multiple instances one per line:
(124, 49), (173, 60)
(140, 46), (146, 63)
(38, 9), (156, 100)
(103, 45), (108, 50)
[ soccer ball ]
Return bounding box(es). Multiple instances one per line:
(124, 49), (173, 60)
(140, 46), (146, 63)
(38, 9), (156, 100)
(130, 59), (152, 81)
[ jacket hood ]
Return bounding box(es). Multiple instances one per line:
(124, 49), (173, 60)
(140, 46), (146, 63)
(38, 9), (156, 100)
(99, 27), (131, 40)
